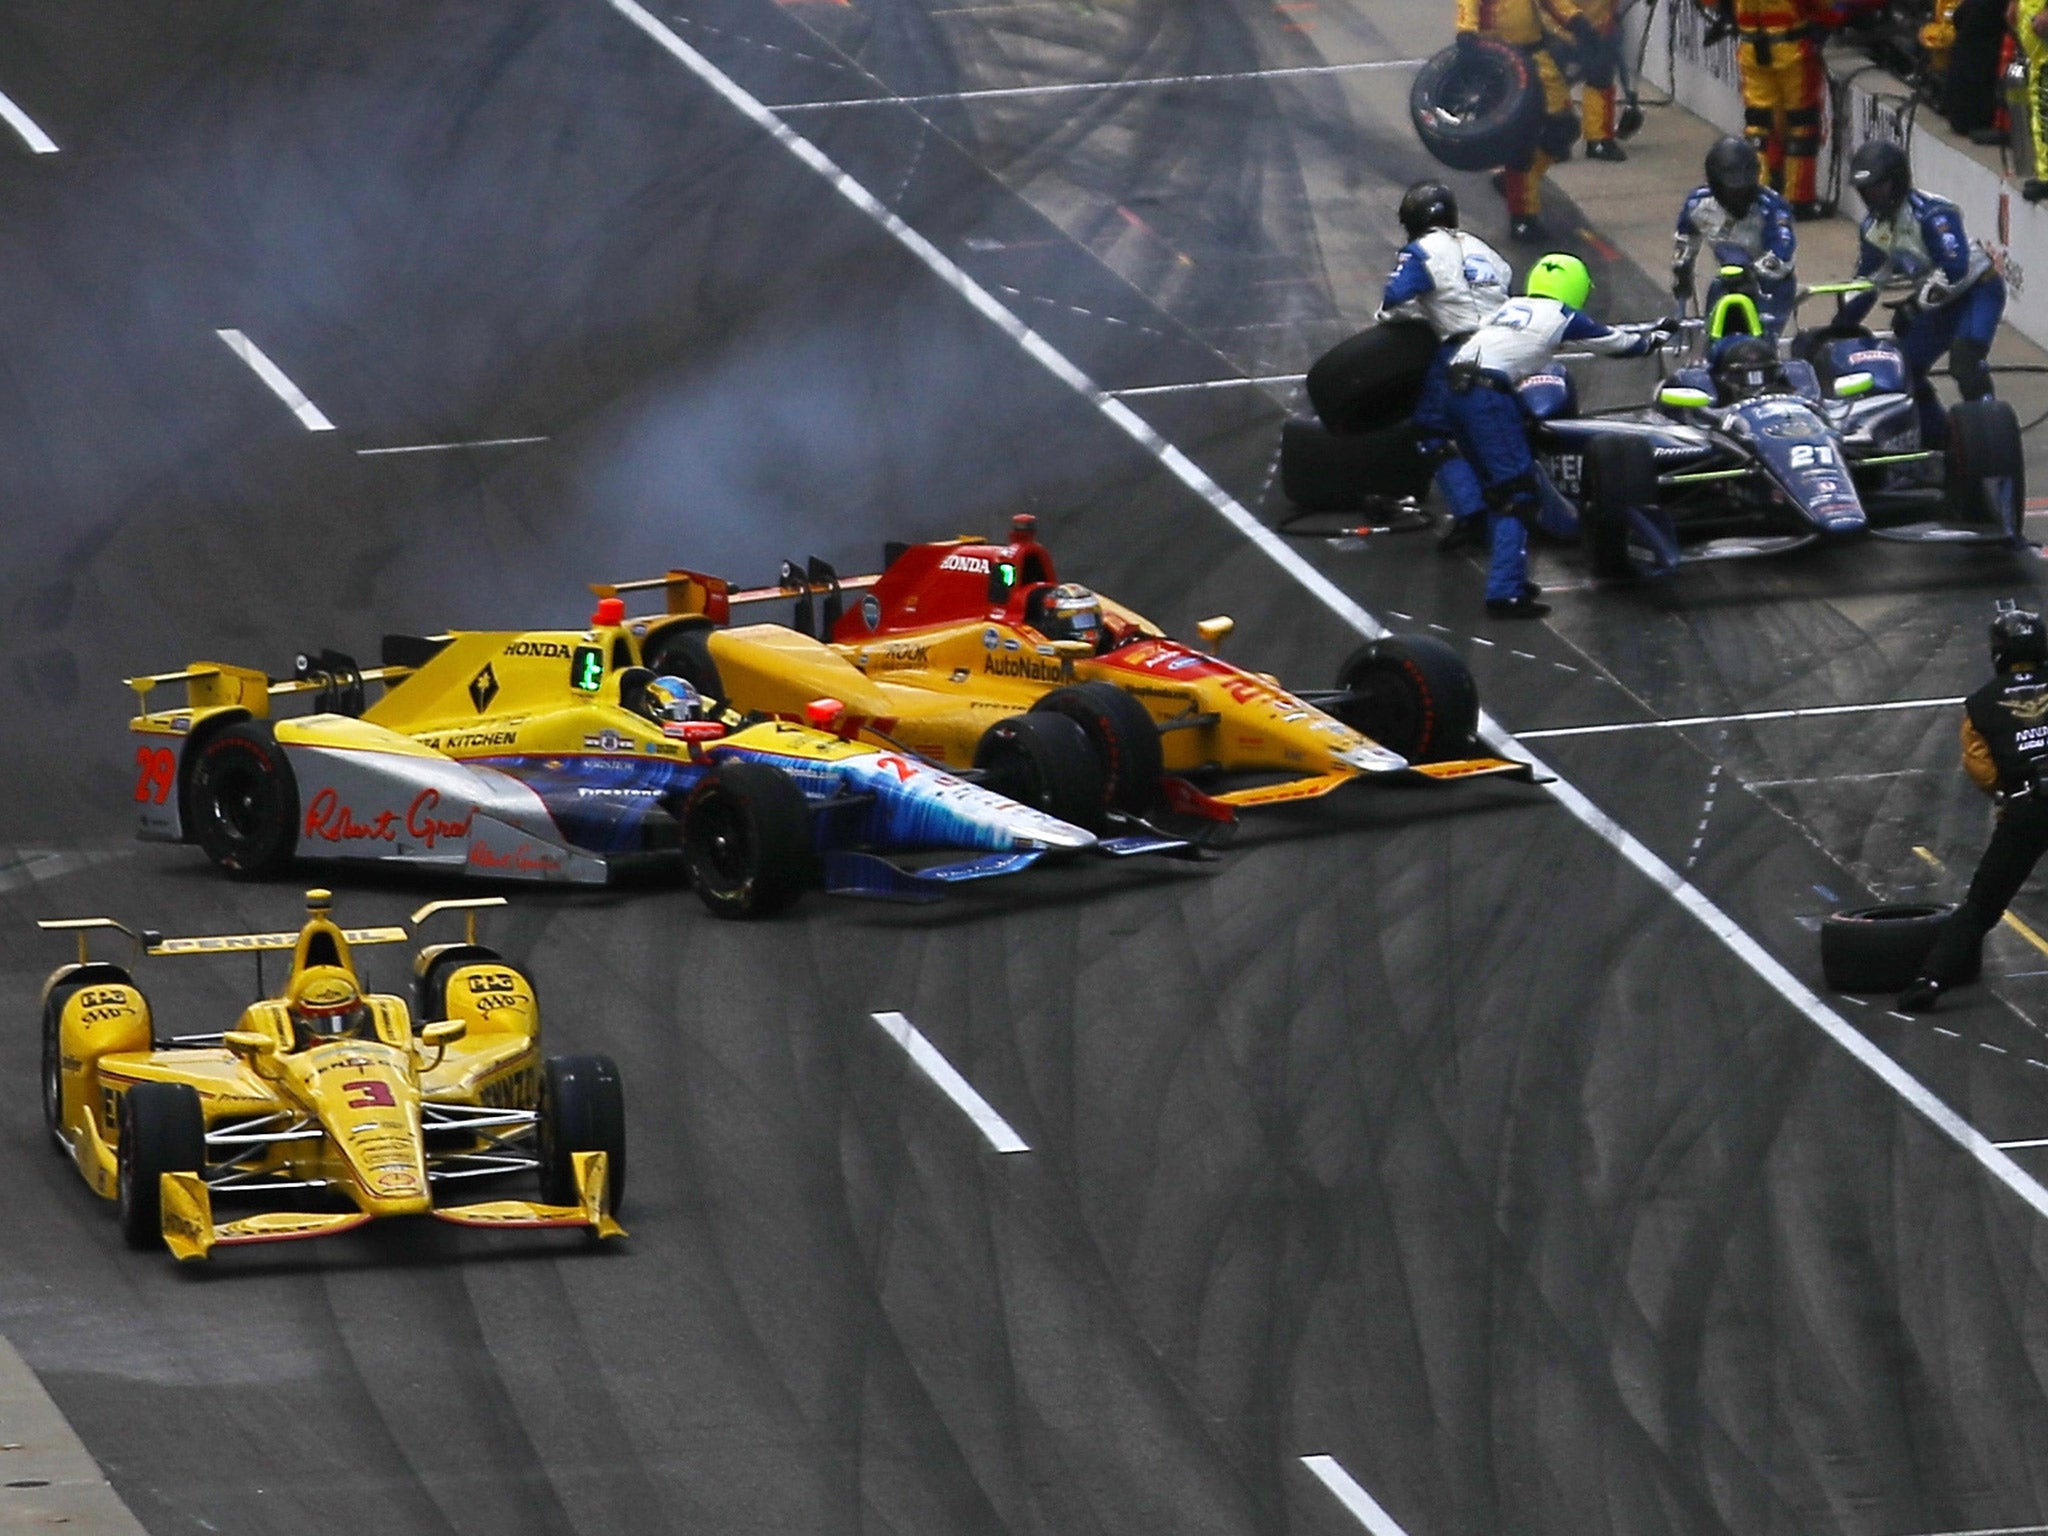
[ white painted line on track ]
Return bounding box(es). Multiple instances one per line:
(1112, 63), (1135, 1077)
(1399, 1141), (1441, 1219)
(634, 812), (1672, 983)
(215, 329), (335, 432)
(1300, 1456), (1412, 1536)
(1744, 768), (1928, 790)
(773, 56), (1428, 112)
(356, 435), (549, 457)
(1996, 1138), (2048, 1150)
(870, 1012), (1029, 1153)
(1520, 695), (1965, 740)
(0, 88), (57, 154)
(1111, 374), (1307, 398)
(602, 0), (2048, 1230)
(1890, 1525), (2048, 1536)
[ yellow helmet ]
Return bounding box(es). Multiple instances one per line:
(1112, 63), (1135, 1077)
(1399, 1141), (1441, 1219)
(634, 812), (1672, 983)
(289, 966), (367, 1041)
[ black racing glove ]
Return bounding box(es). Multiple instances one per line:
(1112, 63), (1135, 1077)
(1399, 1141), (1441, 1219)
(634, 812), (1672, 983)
(1455, 29), (1484, 57)
(1671, 260), (1696, 303)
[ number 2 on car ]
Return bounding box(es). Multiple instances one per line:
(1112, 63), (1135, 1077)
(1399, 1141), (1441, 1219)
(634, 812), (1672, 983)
(132, 746), (175, 804)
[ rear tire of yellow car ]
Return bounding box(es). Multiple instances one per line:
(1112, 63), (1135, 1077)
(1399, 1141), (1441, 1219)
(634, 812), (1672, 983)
(185, 721), (299, 878)
(116, 1082), (205, 1251)
(641, 623), (726, 707)
(680, 760), (813, 919)
(973, 712), (1107, 831)
(414, 946), (512, 1031)
(1332, 636), (1479, 762)
(539, 1055), (626, 1215)
(1030, 683), (1163, 812)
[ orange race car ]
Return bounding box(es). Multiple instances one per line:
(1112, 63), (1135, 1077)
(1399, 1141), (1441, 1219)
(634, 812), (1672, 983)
(595, 516), (1529, 824)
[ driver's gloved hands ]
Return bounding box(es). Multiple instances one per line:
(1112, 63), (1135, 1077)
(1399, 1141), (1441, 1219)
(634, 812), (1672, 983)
(1671, 261), (1696, 302)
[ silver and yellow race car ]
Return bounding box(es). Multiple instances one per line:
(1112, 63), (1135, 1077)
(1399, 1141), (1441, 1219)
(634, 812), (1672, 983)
(38, 889), (624, 1261)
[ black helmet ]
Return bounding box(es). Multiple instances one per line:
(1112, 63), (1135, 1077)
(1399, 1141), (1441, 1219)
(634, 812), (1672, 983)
(1399, 181), (1459, 240)
(1704, 136), (1762, 218)
(1991, 609), (2048, 671)
(1713, 336), (1784, 402)
(1850, 139), (1911, 222)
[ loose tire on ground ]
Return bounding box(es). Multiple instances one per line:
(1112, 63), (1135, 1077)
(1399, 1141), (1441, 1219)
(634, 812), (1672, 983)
(1305, 323), (1438, 436)
(1031, 682), (1164, 812)
(539, 1054), (626, 1214)
(1281, 417), (1435, 511)
(641, 624), (726, 705)
(1945, 397), (2027, 537)
(1409, 39), (1547, 173)
(972, 712), (1106, 830)
(184, 722), (298, 877)
(1820, 903), (1977, 992)
(679, 759), (814, 919)
(1332, 635), (1479, 762)
(1582, 433), (1659, 579)
(117, 1082), (205, 1251)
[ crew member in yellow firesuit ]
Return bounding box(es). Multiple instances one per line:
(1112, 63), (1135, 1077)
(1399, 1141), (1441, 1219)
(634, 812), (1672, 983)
(1698, 0), (1843, 218)
(1579, 0), (1628, 161)
(2013, 0), (2048, 201)
(1459, 0), (1614, 242)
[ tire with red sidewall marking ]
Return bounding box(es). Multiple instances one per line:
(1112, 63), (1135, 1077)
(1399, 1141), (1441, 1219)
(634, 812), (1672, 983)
(185, 721), (298, 878)
(973, 712), (1106, 830)
(1332, 636), (1479, 763)
(1821, 903), (1977, 992)
(1031, 682), (1164, 812)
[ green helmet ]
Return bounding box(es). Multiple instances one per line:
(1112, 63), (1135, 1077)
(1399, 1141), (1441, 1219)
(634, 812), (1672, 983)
(1525, 252), (1593, 310)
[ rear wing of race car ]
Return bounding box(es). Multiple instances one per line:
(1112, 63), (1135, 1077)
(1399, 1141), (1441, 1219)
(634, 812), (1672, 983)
(124, 639), (451, 721)
(594, 558), (885, 642)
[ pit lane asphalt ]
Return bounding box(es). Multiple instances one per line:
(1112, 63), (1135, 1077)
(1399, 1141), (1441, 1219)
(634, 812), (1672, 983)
(4, 3), (2048, 1533)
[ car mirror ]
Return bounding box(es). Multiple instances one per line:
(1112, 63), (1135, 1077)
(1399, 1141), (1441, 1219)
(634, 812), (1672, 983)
(1196, 616), (1235, 651)
(804, 697), (848, 732)
(420, 1019), (466, 1048)
(1833, 370), (1876, 399)
(1658, 385), (1713, 410)
(1048, 641), (1095, 660)
(223, 1030), (277, 1060)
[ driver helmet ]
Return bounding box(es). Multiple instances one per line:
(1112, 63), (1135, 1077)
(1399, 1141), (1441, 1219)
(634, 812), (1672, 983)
(643, 674), (705, 728)
(1849, 139), (1911, 223)
(1992, 609), (2048, 672)
(1026, 583), (1105, 648)
(1704, 136), (1762, 219)
(1713, 336), (1785, 402)
(289, 966), (370, 1044)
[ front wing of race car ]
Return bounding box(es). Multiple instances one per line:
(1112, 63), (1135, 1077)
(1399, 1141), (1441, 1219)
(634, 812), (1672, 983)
(157, 1150), (624, 1261)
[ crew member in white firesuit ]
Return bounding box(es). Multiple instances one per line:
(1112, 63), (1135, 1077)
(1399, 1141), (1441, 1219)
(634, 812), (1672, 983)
(1376, 181), (1514, 556)
(1901, 611), (2048, 1011)
(1672, 136), (1799, 338)
(1445, 253), (1671, 618)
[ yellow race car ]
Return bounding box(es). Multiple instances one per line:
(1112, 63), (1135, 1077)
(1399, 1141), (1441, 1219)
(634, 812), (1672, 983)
(598, 515), (1529, 818)
(38, 889), (625, 1261)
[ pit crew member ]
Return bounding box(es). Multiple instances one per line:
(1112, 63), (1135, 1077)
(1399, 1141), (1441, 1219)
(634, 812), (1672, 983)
(1837, 138), (2006, 447)
(1673, 137), (1798, 336)
(1901, 612), (2048, 1011)
(1578, 0), (1627, 161)
(1446, 253), (1670, 618)
(1457, 0), (1607, 242)
(1698, 0), (1839, 216)
(1376, 181), (1514, 557)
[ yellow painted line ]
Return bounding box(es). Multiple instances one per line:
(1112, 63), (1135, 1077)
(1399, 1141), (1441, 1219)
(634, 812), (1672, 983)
(1912, 845), (2048, 960)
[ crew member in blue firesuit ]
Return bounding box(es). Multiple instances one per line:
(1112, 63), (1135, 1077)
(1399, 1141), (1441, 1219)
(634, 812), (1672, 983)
(1446, 252), (1671, 618)
(1836, 138), (2005, 447)
(1376, 181), (1514, 557)
(1673, 136), (1799, 338)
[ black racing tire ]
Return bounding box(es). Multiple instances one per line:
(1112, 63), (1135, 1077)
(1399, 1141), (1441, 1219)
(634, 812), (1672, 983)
(1583, 433), (1659, 579)
(1409, 39), (1547, 174)
(1032, 682), (1165, 812)
(641, 623), (726, 706)
(1281, 417), (1435, 511)
(1820, 903), (1976, 993)
(1944, 398), (2027, 534)
(1332, 635), (1479, 763)
(184, 721), (298, 878)
(1305, 323), (1439, 436)
(680, 760), (814, 919)
(117, 1082), (205, 1251)
(539, 1054), (626, 1214)
(973, 711), (1107, 830)
(41, 984), (81, 1153)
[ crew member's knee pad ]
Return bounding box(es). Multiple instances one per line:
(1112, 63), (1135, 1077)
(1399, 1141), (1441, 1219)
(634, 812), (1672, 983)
(1950, 336), (1994, 401)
